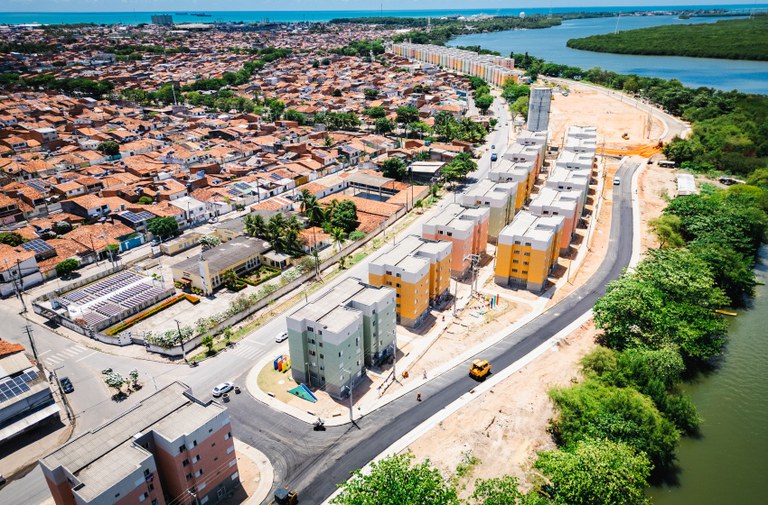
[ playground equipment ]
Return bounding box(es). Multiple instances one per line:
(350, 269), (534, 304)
(273, 354), (291, 373)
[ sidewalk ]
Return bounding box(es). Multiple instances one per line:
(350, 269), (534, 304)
(228, 439), (274, 505)
(243, 141), (611, 427)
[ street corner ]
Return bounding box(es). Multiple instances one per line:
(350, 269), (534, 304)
(228, 438), (274, 505)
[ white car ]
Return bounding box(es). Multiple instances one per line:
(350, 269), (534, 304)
(613, 177), (621, 185)
(212, 382), (234, 397)
(275, 332), (288, 343)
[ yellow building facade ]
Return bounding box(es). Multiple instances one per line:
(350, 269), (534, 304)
(495, 211), (564, 293)
(368, 235), (452, 327)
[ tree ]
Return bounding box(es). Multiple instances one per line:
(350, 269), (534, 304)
(138, 195), (153, 205)
(243, 214), (267, 239)
(222, 269), (238, 290)
(328, 200), (359, 234)
(396, 106), (420, 127)
(593, 249), (728, 361)
(101, 368), (126, 391)
(198, 235), (220, 250)
(332, 452), (459, 505)
(414, 150), (432, 161)
(97, 140), (120, 157)
(365, 106), (387, 118)
(534, 439), (652, 505)
(364, 88), (379, 100)
(0, 232), (25, 246)
(581, 346), (700, 434)
(511, 96), (529, 120)
(128, 369), (140, 388)
(474, 93), (494, 114)
(469, 476), (522, 505)
(55, 258), (79, 278)
(648, 214), (684, 248)
(331, 227), (347, 252)
(375, 117), (395, 134)
(549, 379), (680, 467)
(442, 153), (478, 183)
(147, 216), (179, 239)
(382, 157), (407, 181)
(201, 335), (215, 354)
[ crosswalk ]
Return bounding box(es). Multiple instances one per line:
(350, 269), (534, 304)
(231, 341), (266, 361)
(41, 345), (89, 367)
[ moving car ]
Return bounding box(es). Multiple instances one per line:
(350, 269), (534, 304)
(490, 153), (498, 162)
(275, 332), (288, 343)
(613, 177), (621, 185)
(469, 359), (492, 381)
(212, 382), (235, 397)
(59, 376), (74, 394)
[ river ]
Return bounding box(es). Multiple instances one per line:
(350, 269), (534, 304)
(449, 15), (768, 94)
(649, 250), (768, 504)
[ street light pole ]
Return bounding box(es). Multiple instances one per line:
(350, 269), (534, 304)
(175, 319), (187, 363)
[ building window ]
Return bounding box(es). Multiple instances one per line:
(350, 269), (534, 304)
(524, 252), (531, 256)
(319, 342), (323, 347)
(523, 262), (529, 266)
(182, 459), (189, 466)
(514, 250), (520, 254)
(148, 484), (154, 492)
(186, 473), (192, 481)
(179, 445), (185, 454)
(192, 455), (200, 463)
(513, 260), (519, 264)
(225, 432), (231, 440)
(307, 326), (314, 333)
(512, 269), (518, 273)
(319, 354), (324, 359)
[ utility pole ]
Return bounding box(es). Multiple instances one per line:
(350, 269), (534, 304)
(23, 323), (39, 362)
(392, 329), (399, 384)
(175, 319), (187, 363)
(8, 258), (28, 314)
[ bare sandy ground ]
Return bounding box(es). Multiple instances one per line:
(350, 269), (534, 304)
(548, 83), (665, 152)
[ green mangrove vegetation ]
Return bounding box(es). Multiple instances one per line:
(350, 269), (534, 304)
(566, 16), (768, 61)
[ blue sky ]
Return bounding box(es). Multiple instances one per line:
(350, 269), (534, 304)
(1, 1), (759, 13)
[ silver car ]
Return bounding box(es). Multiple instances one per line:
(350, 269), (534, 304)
(212, 382), (234, 397)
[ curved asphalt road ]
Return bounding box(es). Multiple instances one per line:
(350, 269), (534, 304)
(231, 158), (640, 504)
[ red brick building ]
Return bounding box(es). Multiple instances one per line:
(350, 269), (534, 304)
(40, 382), (240, 505)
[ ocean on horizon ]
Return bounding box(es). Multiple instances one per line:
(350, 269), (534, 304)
(2, 4), (767, 25)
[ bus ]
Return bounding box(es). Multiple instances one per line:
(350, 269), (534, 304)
(658, 160), (676, 168)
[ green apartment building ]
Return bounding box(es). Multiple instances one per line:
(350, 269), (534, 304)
(286, 278), (397, 399)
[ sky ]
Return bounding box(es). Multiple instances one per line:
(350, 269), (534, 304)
(1, 1), (760, 13)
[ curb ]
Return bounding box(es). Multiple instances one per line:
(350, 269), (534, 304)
(234, 439), (274, 505)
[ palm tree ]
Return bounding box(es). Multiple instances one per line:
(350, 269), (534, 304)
(267, 213), (287, 252)
(300, 189), (314, 214)
(331, 227), (347, 252)
(244, 214), (266, 238)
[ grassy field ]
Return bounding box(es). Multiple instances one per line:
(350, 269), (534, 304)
(566, 16), (768, 61)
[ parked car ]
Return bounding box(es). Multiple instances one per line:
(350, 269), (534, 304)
(613, 177), (621, 185)
(275, 332), (288, 343)
(59, 376), (74, 394)
(212, 382), (235, 397)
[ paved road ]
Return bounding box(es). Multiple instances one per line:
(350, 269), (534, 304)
(0, 97), (637, 505)
(285, 159), (640, 504)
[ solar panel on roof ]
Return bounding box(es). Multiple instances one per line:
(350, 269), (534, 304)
(21, 239), (55, 254)
(0, 369), (40, 403)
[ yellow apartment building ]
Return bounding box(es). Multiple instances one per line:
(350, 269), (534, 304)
(495, 211), (564, 293)
(368, 241), (432, 328)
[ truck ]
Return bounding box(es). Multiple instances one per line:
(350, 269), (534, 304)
(270, 488), (298, 505)
(469, 359), (492, 380)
